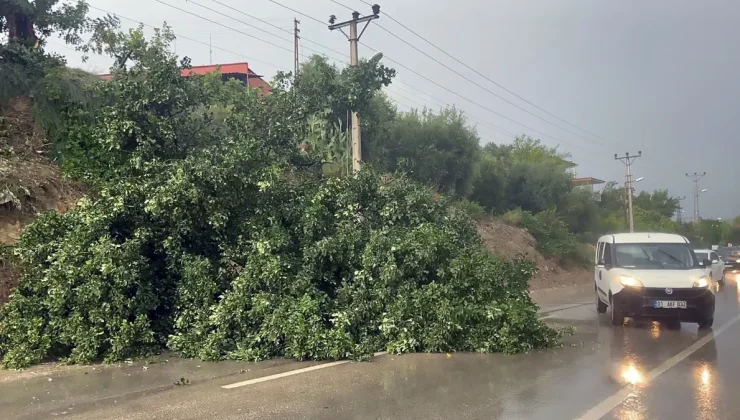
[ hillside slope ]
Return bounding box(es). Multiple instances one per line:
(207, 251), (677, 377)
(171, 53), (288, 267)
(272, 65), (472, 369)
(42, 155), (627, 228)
(0, 98), (83, 302)
(476, 218), (591, 290)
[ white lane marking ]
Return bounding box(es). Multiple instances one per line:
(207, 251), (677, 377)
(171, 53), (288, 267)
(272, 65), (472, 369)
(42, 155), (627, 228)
(539, 314), (556, 320)
(577, 312), (740, 420)
(221, 361), (349, 389)
(221, 351), (388, 389)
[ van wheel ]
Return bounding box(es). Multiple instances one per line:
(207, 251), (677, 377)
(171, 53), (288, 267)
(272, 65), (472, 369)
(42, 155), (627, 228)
(596, 294), (607, 313)
(610, 296), (625, 326)
(698, 317), (714, 329)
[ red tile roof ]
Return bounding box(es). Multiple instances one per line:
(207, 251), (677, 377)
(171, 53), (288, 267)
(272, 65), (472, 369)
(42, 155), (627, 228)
(99, 62), (270, 94)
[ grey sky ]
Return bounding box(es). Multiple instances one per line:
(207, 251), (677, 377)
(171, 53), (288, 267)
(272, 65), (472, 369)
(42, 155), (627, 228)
(48, 0), (740, 219)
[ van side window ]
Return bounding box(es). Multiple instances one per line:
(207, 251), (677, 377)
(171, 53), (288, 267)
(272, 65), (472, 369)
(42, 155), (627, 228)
(711, 252), (719, 262)
(603, 243), (613, 265)
(596, 242), (604, 264)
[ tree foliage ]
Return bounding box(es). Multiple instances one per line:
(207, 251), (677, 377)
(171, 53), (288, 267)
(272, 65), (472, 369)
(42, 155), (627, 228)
(633, 189), (679, 219)
(367, 107), (481, 197)
(0, 0), (89, 46)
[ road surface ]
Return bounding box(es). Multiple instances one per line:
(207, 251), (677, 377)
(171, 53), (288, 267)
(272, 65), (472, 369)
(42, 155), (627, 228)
(3, 275), (740, 419)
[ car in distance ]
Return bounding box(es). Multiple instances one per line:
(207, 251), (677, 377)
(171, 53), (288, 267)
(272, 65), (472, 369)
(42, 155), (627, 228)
(595, 233), (715, 328)
(717, 246), (740, 273)
(694, 249), (725, 285)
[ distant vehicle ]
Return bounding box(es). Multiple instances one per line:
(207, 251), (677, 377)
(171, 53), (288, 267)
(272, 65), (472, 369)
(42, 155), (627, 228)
(595, 232), (715, 328)
(694, 249), (725, 284)
(717, 246), (740, 273)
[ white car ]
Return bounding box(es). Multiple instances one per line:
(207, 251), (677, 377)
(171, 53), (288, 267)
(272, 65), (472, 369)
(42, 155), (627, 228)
(595, 233), (715, 328)
(694, 249), (725, 285)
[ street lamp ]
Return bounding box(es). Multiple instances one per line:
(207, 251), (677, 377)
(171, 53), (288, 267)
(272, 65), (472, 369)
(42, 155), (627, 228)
(369, 52), (384, 64)
(634, 177), (644, 183)
(701, 188), (708, 193)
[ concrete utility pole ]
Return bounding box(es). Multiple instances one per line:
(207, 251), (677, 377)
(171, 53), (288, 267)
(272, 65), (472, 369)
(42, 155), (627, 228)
(615, 151), (642, 233)
(676, 196), (687, 224)
(686, 172), (707, 224)
(293, 18), (300, 78)
(329, 4), (381, 173)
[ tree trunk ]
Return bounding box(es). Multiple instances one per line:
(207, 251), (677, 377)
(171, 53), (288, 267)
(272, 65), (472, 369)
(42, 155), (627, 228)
(2, 7), (38, 45)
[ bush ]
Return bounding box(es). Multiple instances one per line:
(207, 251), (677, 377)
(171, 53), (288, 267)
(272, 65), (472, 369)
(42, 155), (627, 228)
(499, 208), (523, 227)
(0, 169), (559, 368)
(451, 199), (487, 220)
(519, 209), (589, 266)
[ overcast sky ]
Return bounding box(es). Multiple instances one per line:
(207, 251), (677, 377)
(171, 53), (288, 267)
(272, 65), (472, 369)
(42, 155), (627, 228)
(48, 0), (740, 219)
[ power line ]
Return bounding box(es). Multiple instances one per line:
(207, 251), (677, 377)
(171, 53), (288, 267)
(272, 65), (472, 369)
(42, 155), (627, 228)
(152, 1), (348, 68)
(354, 0), (610, 144)
(151, 0), (300, 56)
(265, 0), (327, 26)
(88, 5), (288, 71)
(185, 0), (342, 62)
(203, 0), (348, 61)
(388, 84), (518, 139)
(317, 2), (593, 150)
(212, 0), (347, 58)
(329, 0), (356, 12)
(365, 44), (595, 152)
(267, 0), (574, 148)
(339, 12), (604, 146)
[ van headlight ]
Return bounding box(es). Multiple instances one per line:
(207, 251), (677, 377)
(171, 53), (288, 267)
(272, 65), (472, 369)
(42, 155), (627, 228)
(619, 276), (643, 288)
(693, 276), (711, 288)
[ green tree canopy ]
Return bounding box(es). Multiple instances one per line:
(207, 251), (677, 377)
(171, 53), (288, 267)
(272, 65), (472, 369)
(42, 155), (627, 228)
(0, 0), (89, 46)
(505, 161), (572, 213)
(633, 189), (680, 219)
(374, 107), (481, 197)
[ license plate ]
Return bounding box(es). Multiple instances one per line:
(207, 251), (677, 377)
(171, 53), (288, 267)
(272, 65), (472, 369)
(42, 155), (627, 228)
(654, 300), (687, 309)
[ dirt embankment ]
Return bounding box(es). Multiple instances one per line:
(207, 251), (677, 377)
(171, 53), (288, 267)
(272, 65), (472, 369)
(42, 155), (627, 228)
(0, 98), (83, 302)
(476, 218), (591, 291)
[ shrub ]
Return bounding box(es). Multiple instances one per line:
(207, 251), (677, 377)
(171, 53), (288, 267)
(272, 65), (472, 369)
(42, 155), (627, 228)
(519, 209), (589, 266)
(451, 199), (487, 220)
(499, 208), (523, 227)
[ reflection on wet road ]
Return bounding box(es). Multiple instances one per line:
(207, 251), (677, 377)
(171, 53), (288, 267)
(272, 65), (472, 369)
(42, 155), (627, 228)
(3, 275), (740, 419)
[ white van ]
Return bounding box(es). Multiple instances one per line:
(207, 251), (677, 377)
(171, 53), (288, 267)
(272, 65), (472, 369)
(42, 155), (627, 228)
(595, 233), (715, 328)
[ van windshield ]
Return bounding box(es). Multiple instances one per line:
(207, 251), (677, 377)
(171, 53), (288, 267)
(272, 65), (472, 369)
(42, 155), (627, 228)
(614, 243), (698, 270)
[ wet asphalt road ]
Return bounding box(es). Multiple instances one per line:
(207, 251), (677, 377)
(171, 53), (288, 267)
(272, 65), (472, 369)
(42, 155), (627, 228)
(3, 275), (740, 419)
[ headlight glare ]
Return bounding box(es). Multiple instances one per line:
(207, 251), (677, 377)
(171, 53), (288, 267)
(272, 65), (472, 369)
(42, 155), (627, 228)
(693, 276), (711, 288)
(619, 276), (643, 288)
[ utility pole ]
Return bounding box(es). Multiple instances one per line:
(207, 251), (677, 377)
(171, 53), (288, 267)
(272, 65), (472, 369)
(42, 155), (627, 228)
(293, 18), (300, 77)
(329, 4), (381, 173)
(686, 172), (706, 224)
(676, 196), (687, 224)
(615, 151), (642, 233)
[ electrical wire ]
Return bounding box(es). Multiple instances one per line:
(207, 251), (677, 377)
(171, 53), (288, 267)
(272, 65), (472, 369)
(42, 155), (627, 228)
(265, 0), (327, 26)
(187, 0), (345, 63)
(329, 0), (356, 12)
(211, 0), (348, 59)
(367, 44), (596, 152)
(88, 5), (288, 71)
(152, 0), (296, 55)
(372, 22), (607, 146)
(388, 84), (519, 139)
(355, 0), (610, 144)
(331, 2), (603, 145)
(269, 0), (586, 149)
